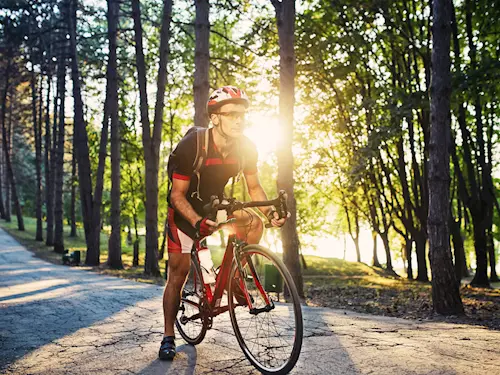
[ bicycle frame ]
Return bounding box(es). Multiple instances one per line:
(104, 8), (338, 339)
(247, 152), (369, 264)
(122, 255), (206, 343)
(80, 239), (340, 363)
(192, 233), (271, 318)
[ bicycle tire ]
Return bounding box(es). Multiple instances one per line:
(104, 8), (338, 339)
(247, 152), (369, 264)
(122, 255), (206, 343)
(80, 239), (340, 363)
(228, 245), (303, 375)
(175, 257), (209, 345)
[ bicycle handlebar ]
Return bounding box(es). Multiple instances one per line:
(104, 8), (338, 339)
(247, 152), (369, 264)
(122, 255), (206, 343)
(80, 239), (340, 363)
(203, 190), (289, 228)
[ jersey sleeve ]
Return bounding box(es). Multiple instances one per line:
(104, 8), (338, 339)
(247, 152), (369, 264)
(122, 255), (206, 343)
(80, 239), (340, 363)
(171, 131), (197, 180)
(242, 138), (258, 175)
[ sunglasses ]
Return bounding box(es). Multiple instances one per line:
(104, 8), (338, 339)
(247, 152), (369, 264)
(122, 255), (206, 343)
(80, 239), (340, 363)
(216, 111), (247, 120)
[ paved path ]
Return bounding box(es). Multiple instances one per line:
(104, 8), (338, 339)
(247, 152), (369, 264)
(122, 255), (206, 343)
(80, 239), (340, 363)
(0, 228), (499, 375)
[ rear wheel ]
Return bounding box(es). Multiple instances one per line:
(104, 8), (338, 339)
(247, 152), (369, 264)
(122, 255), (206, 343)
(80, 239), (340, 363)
(175, 257), (208, 345)
(228, 245), (303, 375)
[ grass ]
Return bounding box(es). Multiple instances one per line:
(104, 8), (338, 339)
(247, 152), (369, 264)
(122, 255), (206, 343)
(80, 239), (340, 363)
(0, 217), (165, 284)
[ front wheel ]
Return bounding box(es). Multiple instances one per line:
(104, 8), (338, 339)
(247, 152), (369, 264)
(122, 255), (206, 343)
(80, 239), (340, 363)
(228, 245), (303, 375)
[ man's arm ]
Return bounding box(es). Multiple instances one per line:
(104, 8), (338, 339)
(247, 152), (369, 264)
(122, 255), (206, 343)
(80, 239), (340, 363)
(245, 173), (287, 227)
(170, 178), (202, 227)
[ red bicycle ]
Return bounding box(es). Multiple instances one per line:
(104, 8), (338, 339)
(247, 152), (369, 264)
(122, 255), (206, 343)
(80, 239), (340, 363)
(175, 190), (303, 375)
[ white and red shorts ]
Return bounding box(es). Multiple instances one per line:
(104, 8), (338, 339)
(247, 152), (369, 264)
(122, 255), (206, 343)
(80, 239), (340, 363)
(167, 207), (207, 254)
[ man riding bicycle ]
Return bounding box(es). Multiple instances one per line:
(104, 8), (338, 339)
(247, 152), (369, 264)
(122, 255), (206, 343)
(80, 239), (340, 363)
(159, 86), (288, 360)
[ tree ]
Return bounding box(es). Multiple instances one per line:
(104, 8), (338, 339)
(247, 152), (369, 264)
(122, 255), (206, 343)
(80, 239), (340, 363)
(30, 48), (43, 241)
(1, 34), (24, 231)
(68, 0), (100, 263)
(194, 0), (210, 128)
(132, 0), (173, 276)
(271, 0), (303, 298)
(106, 0), (122, 269)
(427, 0), (464, 315)
(53, 25), (67, 254)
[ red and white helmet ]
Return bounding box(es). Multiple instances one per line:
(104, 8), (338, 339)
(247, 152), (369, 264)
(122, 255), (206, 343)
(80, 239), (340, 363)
(207, 86), (250, 114)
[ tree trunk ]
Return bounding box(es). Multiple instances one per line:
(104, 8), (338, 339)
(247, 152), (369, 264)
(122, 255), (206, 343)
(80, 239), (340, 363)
(194, 0), (210, 128)
(414, 230), (428, 281)
(159, 216), (168, 260)
(1, 60), (23, 230)
(428, 0), (463, 315)
(0, 88), (6, 220)
(5, 99), (12, 222)
(372, 231), (381, 267)
(127, 222), (133, 245)
(471, 217), (490, 286)
(53, 47), (66, 254)
(68, 0), (100, 264)
(31, 56), (43, 241)
(380, 231), (393, 272)
(44, 71), (53, 242)
(131, 0), (172, 276)
(133, 212), (139, 267)
(107, 0), (123, 269)
(272, 0), (304, 298)
(31, 64), (43, 241)
(69, 135), (77, 237)
(487, 231), (498, 282)
(450, 216), (465, 282)
(405, 238), (413, 279)
(0, 138), (4, 219)
(46, 73), (58, 245)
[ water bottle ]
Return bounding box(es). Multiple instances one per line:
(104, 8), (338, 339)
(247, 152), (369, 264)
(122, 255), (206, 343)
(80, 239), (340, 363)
(198, 248), (216, 284)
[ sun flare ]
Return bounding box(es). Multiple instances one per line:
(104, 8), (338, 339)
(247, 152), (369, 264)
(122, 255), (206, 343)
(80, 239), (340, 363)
(244, 112), (282, 158)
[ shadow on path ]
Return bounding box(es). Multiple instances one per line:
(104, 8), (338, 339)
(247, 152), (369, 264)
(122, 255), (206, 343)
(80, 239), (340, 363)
(0, 229), (162, 371)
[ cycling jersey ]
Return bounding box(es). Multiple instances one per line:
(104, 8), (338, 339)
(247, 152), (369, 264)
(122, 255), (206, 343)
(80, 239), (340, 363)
(167, 128), (258, 243)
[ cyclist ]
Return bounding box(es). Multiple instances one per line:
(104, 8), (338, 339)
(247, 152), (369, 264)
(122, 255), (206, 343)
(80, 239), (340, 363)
(159, 86), (288, 360)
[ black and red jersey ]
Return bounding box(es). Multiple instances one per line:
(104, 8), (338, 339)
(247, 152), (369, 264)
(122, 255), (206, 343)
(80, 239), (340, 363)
(167, 128), (258, 238)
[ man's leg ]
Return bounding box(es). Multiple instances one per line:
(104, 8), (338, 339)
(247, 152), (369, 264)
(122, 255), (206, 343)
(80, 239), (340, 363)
(163, 252), (191, 336)
(231, 209), (263, 305)
(159, 251), (190, 360)
(233, 208), (263, 244)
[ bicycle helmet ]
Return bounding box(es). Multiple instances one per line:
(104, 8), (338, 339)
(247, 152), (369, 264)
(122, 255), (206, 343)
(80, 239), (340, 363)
(207, 86), (250, 114)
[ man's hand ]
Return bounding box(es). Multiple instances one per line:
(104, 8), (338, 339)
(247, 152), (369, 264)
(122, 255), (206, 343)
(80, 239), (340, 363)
(195, 217), (218, 237)
(267, 210), (291, 228)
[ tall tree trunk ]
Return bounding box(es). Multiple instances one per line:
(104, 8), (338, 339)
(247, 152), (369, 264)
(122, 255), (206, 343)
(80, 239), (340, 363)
(5, 94), (12, 222)
(69, 137), (77, 237)
(428, 0), (463, 315)
(89, 67), (111, 264)
(131, 0), (172, 276)
(1, 61), (24, 230)
(44, 71), (53, 241)
(46, 73), (58, 245)
(68, 0), (99, 263)
(194, 0), (210, 128)
(272, 0), (304, 298)
(31, 55), (43, 241)
(107, 0), (123, 269)
(0, 91), (5, 220)
(54, 48), (66, 254)
(464, 0), (490, 288)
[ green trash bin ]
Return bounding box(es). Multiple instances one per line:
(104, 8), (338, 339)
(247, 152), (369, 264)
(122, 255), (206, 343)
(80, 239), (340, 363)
(264, 264), (283, 293)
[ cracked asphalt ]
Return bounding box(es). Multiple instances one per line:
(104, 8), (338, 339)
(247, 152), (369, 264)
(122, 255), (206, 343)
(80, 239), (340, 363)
(1, 228), (499, 375)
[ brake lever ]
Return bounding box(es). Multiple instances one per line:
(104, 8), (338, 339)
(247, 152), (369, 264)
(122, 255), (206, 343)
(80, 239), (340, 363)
(203, 195), (219, 221)
(265, 190), (288, 228)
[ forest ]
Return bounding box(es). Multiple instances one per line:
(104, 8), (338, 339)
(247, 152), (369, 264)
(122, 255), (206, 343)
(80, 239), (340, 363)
(0, 0), (498, 317)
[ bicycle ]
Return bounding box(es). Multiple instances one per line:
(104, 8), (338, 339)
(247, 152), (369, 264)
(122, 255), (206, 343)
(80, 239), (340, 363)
(175, 190), (303, 375)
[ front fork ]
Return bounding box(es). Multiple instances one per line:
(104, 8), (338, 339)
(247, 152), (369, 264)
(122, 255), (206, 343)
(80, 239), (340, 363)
(233, 242), (273, 313)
